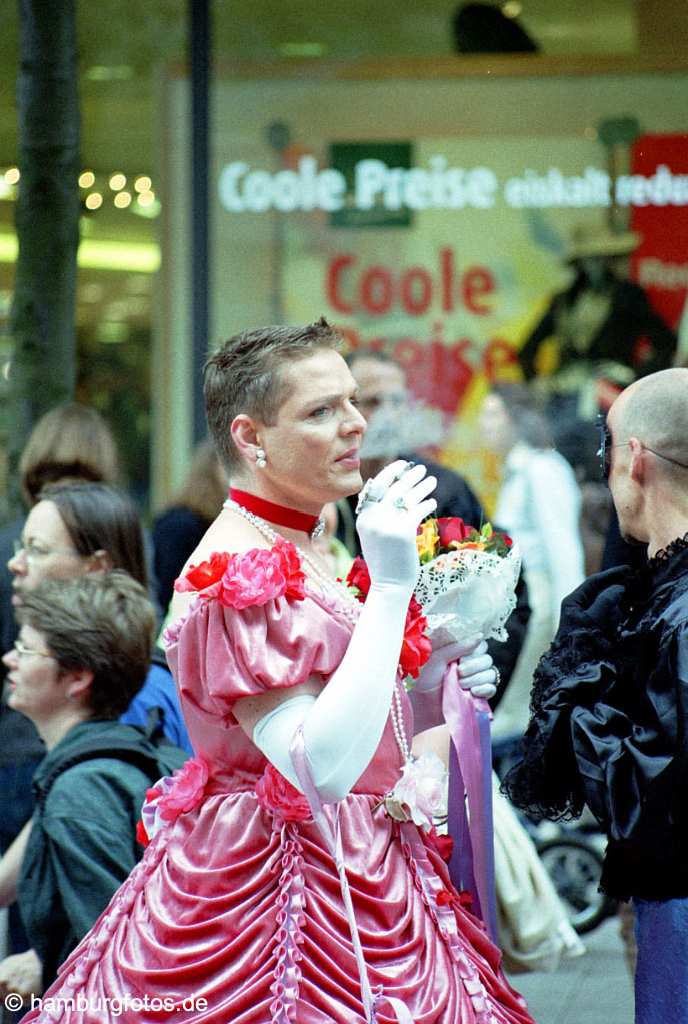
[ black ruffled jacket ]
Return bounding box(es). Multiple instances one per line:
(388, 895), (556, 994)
(503, 537), (688, 901)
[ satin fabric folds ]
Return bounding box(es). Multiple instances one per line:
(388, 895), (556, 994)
(23, 583), (533, 1024)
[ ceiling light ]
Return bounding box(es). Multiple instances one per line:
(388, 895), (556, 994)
(114, 191), (132, 208)
(502, 1), (523, 17)
(79, 171), (95, 188)
(134, 176), (152, 193)
(109, 173), (127, 191)
(85, 65), (134, 82)
(4, 168), (20, 186)
(85, 192), (103, 210)
(278, 42), (327, 58)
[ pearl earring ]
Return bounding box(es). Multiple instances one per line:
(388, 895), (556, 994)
(256, 447), (267, 469)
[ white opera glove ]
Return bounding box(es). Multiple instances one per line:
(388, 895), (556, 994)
(411, 638), (492, 733)
(457, 639), (498, 700)
(356, 460), (436, 593)
(254, 460), (438, 803)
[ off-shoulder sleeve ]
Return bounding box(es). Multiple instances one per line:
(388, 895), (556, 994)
(501, 626), (616, 821)
(167, 595), (352, 722)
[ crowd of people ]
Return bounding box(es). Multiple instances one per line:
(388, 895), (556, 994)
(0, 306), (685, 1023)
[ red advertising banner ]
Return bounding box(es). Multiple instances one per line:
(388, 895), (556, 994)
(630, 133), (688, 331)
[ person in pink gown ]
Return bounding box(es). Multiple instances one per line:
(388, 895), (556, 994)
(22, 319), (534, 1024)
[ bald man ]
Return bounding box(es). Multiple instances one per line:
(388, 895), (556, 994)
(504, 368), (688, 1024)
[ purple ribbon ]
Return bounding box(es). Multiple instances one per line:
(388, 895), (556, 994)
(442, 664), (498, 943)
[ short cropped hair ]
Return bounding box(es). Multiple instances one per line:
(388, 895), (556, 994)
(17, 571), (155, 720)
(39, 482), (148, 589)
(617, 368), (688, 483)
(20, 403), (121, 507)
(204, 317), (341, 473)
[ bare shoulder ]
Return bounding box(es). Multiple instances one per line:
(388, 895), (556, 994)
(169, 506), (271, 621)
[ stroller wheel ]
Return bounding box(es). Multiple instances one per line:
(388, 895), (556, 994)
(537, 835), (617, 935)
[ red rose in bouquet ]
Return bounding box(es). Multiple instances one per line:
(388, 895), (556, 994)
(437, 518), (473, 548)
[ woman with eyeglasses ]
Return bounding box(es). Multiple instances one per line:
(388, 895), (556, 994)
(8, 482), (191, 752)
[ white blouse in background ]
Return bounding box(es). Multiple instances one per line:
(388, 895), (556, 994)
(494, 441), (585, 625)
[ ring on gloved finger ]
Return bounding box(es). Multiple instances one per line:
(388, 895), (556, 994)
(355, 478), (384, 514)
(393, 495), (409, 512)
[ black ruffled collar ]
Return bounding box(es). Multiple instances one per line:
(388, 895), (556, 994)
(647, 532), (688, 569)
(631, 532), (688, 598)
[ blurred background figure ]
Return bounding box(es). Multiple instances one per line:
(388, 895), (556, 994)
(518, 225), (677, 431)
(152, 438), (227, 613)
(0, 403), (125, 965)
(0, 403), (122, 659)
(0, 572), (182, 1001)
(345, 347), (531, 710)
(479, 383), (585, 739)
(343, 349), (483, 551)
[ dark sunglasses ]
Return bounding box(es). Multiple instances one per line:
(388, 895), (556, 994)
(597, 414), (688, 481)
(596, 416), (613, 480)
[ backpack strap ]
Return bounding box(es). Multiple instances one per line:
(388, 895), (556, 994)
(34, 732), (166, 812)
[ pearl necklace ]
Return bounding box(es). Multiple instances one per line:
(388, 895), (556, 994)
(223, 498), (410, 763)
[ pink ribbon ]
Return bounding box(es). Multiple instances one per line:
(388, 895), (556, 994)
(290, 728), (413, 1024)
(442, 663), (498, 942)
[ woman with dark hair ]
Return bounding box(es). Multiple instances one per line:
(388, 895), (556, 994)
(479, 383), (585, 738)
(23, 320), (533, 1024)
(8, 482), (190, 752)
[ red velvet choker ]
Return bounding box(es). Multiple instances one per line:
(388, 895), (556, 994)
(228, 488), (325, 538)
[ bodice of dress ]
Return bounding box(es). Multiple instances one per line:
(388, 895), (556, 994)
(166, 581), (413, 800)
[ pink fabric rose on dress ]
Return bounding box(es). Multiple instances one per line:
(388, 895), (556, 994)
(157, 757), (210, 821)
(383, 753), (447, 831)
(255, 763), (311, 822)
(173, 540), (305, 611)
(213, 539), (306, 610)
(216, 548), (287, 609)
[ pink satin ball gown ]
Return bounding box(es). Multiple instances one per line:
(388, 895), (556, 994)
(22, 545), (534, 1024)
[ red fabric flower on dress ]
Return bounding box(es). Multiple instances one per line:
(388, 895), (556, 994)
(437, 517), (473, 548)
(426, 825), (454, 863)
(156, 757), (209, 822)
(272, 536), (307, 600)
(400, 595), (432, 679)
(135, 818), (150, 848)
(436, 887), (473, 912)
(346, 558), (430, 679)
(255, 763), (311, 822)
(345, 557), (371, 601)
(174, 552), (231, 593)
(173, 538), (306, 610)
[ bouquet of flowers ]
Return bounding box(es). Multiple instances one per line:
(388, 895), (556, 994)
(414, 517), (521, 645)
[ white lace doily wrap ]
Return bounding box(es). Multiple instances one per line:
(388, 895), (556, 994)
(414, 544), (522, 644)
